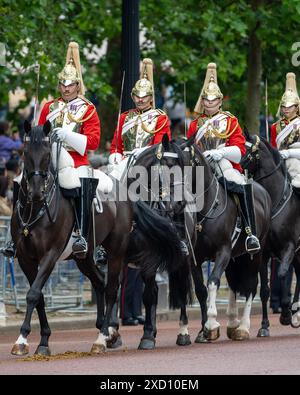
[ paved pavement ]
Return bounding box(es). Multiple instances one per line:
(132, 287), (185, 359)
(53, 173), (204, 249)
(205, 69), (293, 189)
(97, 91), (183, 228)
(0, 302), (263, 335)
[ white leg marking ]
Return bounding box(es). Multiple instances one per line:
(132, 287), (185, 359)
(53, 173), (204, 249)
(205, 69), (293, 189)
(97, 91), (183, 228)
(94, 332), (109, 347)
(206, 282), (220, 331)
(238, 295), (253, 332)
(178, 322), (189, 336)
(16, 334), (28, 345)
(227, 289), (240, 329)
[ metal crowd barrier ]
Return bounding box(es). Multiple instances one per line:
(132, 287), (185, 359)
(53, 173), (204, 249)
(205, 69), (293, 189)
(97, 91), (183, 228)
(0, 216), (91, 312)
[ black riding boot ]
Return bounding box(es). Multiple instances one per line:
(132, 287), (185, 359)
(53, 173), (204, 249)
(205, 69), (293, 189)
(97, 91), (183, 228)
(0, 182), (20, 257)
(72, 178), (98, 259)
(239, 183), (261, 254)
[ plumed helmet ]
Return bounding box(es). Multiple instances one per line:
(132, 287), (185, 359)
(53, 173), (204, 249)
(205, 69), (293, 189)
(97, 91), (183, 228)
(58, 42), (85, 95)
(194, 63), (223, 114)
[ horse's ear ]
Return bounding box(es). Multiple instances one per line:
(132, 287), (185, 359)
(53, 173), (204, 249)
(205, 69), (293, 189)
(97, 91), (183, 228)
(162, 133), (169, 150)
(43, 120), (51, 136)
(24, 120), (31, 135)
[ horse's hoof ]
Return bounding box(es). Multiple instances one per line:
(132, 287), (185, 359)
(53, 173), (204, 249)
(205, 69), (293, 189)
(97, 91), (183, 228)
(203, 326), (220, 341)
(90, 343), (106, 354)
(227, 327), (239, 340)
(231, 329), (250, 341)
(280, 313), (292, 326)
(107, 333), (122, 349)
(257, 328), (270, 338)
(11, 343), (29, 356)
(194, 331), (210, 344)
(138, 338), (155, 350)
(176, 334), (191, 346)
(34, 346), (51, 356)
(291, 315), (300, 329)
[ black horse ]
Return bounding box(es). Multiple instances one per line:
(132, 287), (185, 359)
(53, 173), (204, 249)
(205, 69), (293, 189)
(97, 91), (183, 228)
(126, 135), (195, 348)
(241, 132), (300, 334)
(10, 121), (185, 355)
(178, 137), (271, 342)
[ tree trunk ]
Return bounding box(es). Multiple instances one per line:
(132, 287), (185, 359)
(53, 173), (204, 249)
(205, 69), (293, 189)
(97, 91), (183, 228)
(245, 2), (262, 134)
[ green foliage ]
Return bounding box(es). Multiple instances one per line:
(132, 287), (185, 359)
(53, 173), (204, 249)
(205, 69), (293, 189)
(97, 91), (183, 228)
(1, 0), (300, 137)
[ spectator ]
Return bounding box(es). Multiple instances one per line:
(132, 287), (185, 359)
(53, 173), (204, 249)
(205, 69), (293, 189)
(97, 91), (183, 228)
(0, 122), (23, 164)
(0, 165), (12, 216)
(120, 264), (145, 326)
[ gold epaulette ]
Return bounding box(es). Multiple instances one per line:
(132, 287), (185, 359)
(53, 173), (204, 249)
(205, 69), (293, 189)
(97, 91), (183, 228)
(156, 109), (167, 116)
(221, 110), (235, 118)
(78, 95), (93, 106)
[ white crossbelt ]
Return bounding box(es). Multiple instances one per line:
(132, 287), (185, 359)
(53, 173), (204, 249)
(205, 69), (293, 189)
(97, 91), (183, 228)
(122, 109), (159, 135)
(276, 117), (300, 148)
(195, 113), (228, 143)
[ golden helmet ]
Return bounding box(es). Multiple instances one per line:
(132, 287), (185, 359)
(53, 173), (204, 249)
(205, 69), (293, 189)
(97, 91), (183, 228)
(276, 72), (300, 117)
(131, 58), (155, 107)
(58, 42), (85, 95)
(194, 63), (223, 113)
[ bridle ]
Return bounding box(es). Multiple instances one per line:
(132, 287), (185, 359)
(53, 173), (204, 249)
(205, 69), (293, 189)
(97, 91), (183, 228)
(17, 135), (61, 236)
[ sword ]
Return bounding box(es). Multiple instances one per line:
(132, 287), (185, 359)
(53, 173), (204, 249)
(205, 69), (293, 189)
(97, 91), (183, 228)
(114, 71), (125, 161)
(265, 79), (269, 142)
(184, 82), (187, 138)
(32, 63), (40, 126)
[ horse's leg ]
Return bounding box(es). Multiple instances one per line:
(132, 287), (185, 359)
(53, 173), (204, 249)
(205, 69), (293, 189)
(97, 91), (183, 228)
(192, 264), (209, 343)
(204, 248), (231, 341)
(91, 256), (122, 353)
(138, 274), (158, 350)
(291, 256), (300, 328)
(11, 257), (56, 356)
(176, 304), (191, 346)
(257, 256), (271, 338)
(277, 243), (295, 325)
(230, 294), (253, 341)
(226, 288), (240, 340)
(75, 256), (112, 353)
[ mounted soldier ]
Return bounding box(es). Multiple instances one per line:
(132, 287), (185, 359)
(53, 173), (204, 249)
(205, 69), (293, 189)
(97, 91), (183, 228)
(187, 62), (260, 254)
(1, 42), (112, 260)
(108, 58), (171, 181)
(270, 72), (300, 190)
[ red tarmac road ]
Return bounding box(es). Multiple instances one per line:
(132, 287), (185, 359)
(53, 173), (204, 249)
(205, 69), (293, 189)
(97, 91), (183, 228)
(0, 315), (300, 375)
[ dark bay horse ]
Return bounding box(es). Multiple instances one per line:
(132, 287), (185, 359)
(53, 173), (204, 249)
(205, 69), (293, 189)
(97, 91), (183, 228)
(241, 133), (300, 334)
(126, 135), (195, 348)
(178, 138), (271, 342)
(10, 121), (184, 355)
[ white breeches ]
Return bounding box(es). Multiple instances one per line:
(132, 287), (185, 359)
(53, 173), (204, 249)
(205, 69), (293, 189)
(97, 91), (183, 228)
(108, 147), (149, 182)
(286, 158), (300, 188)
(213, 158), (246, 185)
(15, 144), (113, 194)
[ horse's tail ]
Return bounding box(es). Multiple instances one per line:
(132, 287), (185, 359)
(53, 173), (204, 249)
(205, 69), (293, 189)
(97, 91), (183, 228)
(130, 201), (185, 278)
(168, 260), (193, 309)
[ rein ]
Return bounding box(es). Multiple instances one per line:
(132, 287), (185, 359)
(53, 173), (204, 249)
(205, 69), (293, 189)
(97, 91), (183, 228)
(245, 137), (293, 219)
(17, 137), (62, 236)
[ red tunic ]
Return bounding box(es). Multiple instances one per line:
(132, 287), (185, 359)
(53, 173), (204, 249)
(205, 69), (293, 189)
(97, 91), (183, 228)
(110, 109), (171, 155)
(270, 119), (289, 148)
(187, 114), (246, 172)
(38, 98), (100, 168)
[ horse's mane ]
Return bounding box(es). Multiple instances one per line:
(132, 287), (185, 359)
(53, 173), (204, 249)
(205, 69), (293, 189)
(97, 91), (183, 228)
(260, 137), (288, 178)
(27, 125), (46, 147)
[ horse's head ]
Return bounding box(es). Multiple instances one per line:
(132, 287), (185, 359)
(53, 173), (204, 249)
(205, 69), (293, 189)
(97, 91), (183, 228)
(23, 120), (52, 202)
(241, 129), (285, 180)
(240, 130), (261, 177)
(130, 133), (187, 217)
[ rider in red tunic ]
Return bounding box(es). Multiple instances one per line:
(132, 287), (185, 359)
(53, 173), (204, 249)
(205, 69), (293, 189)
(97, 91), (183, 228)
(1, 42), (107, 259)
(187, 62), (260, 254)
(108, 58), (171, 179)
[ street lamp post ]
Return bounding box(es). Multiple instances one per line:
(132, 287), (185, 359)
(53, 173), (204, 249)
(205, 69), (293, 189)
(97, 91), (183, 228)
(121, 0), (140, 112)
